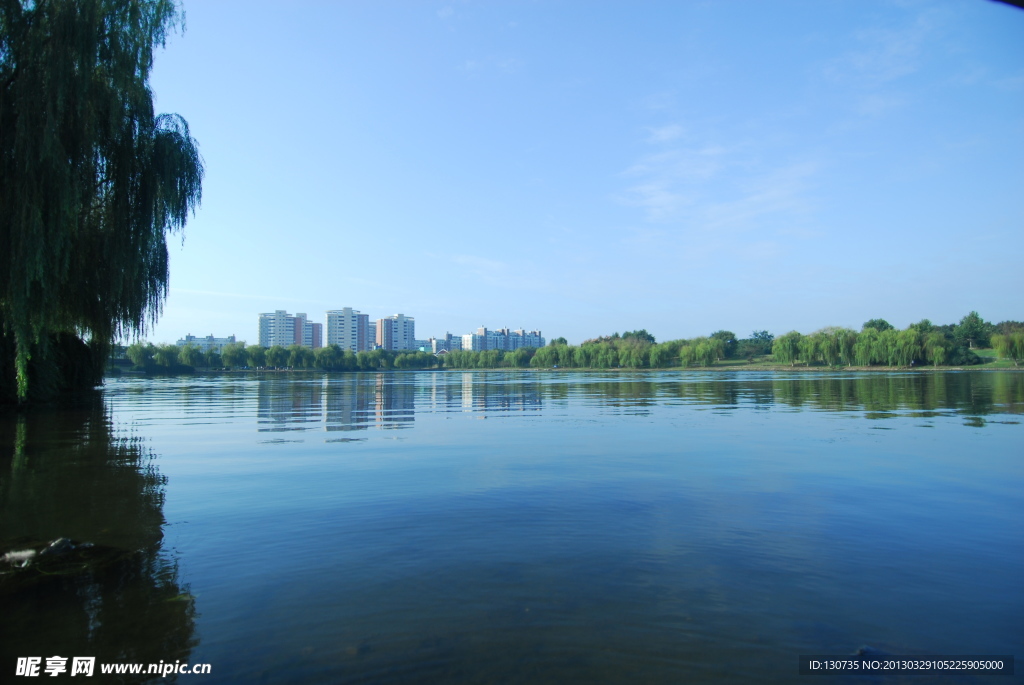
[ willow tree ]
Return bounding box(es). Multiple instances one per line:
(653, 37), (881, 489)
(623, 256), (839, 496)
(992, 333), (1024, 367)
(772, 331), (802, 367)
(1, 0), (202, 401)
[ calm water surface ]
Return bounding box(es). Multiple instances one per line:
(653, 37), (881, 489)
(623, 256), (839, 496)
(2, 370), (1022, 683)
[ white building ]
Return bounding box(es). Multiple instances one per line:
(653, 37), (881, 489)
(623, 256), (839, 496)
(258, 310), (321, 348)
(326, 307), (371, 352)
(376, 314), (415, 351)
(429, 333), (463, 353)
(258, 310), (294, 348)
(461, 327), (545, 351)
(175, 334), (237, 353)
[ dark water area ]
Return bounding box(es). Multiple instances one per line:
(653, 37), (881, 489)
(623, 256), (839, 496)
(2, 370), (1022, 683)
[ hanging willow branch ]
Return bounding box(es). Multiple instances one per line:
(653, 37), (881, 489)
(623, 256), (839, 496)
(0, 0), (203, 400)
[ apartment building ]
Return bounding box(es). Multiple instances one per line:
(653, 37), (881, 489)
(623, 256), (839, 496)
(326, 307), (372, 352)
(461, 327), (545, 351)
(429, 333), (464, 354)
(175, 334), (237, 353)
(376, 314), (415, 351)
(258, 311), (322, 348)
(293, 313), (323, 349)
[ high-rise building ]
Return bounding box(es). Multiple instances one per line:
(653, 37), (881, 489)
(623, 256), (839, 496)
(258, 310), (321, 348)
(292, 313), (323, 349)
(429, 333), (463, 353)
(259, 310), (294, 348)
(376, 314), (415, 351)
(512, 329), (545, 349)
(326, 307), (371, 352)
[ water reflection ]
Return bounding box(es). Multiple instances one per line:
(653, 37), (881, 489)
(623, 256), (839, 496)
(252, 371), (1022, 433)
(0, 397), (194, 682)
(3, 370), (1020, 684)
(255, 372), (549, 436)
(572, 371), (1024, 418)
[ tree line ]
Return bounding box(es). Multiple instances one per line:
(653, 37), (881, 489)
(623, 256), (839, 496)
(123, 312), (1023, 374)
(125, 342), (439, 372)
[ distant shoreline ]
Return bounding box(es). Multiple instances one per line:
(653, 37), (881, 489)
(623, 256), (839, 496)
(109, 364), (1022, 378)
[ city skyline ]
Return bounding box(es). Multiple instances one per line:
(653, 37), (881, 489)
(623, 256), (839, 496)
(144, 2), (1021, 345)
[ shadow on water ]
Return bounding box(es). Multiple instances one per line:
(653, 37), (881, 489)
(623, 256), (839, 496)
(0, 395), (195, 683)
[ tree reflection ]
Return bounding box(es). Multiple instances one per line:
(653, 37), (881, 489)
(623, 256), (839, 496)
(568, 371), (1023, 418)
(0, 395), (195, 682)
(255, 370), (1022, 426)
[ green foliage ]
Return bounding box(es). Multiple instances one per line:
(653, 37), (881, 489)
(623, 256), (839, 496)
(799, 333), (821, 366)
(924, 332), (948, 368)
(834, 328), (857, 366)
(1, 0), (203, 400)
(548, 337), (568, 346)
(287, 345), (314, 369)
(709, 330), (737, 358)
(894, 329), (920, 367)
(946, 345), (981, 366)
(853, 328), (877, 366)
(178, 344), (202, 367)
(994, 321), (1024, 336)
(153, 344), (179, 368)
(221, 343), (247, 369)
(862, 319), (894, 332)
(246, 345), (266, 369)
(265, 346), (288, 369)
(954, 311), (992, 349)
(877, 329), (899, 366)
(772, 332), (802, 366)
(992, 333), (1024, 367)
(736, 331), (773, 358)
(119, 311), (1006, 377)
(203, 349), (221, 368)
(127, 342), (155, 368)
(621, 329), (656, 344)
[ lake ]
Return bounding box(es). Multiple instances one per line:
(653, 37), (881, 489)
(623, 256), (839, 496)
(2, 370), (1022, 683)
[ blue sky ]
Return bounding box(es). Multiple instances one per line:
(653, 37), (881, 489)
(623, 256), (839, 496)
(146, 0), (1023, 345)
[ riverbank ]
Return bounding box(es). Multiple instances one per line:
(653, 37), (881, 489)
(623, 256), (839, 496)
(105, 361), (1022, 378)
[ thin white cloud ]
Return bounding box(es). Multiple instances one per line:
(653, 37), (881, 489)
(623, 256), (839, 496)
(497, 58), (524, 74)
(458, 55), (525, 76)
(437, 6), (454, 19)
(646, 124), (683, 144)
(616, 146), (730, 221)
(700, 161), (819, 233)
(824, 14), (935, 88)
(995, 72), (1024, 91)
(640, 90), (675, 111)
(857, 93), (908, 117)
(451, 254), (508, 273)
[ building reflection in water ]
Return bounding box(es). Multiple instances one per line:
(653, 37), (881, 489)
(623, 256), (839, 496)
(257, 374), (419, 435)
(255, 370), (1022, 438)
(255, 372), (551, 438)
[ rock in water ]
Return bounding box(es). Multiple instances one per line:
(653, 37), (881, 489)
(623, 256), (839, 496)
(39, 538), (76, 556)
